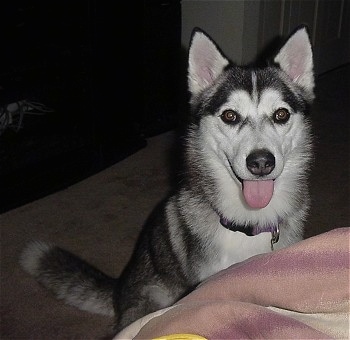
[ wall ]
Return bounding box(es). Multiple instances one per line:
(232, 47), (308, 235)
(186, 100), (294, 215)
(181, 0), (350, 75)
(181, 0), (261, 65)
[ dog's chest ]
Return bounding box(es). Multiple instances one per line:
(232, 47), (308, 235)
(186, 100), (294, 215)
(198, 228), (272, 281)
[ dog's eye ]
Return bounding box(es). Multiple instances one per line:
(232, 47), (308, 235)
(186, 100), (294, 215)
(221, 110), (240, 124)
(273, 108), (290, 124)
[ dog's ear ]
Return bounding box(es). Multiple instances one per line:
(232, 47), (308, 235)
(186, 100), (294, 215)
(274, 26), (315, 102)
(188, 28), (229, 96)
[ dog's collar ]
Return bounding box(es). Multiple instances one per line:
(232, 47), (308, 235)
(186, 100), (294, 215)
(219, 215), (280, 250)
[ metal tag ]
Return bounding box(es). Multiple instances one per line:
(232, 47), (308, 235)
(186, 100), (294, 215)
(271, 225), (280, 251)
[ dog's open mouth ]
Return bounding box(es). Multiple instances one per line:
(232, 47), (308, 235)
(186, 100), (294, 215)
(242, 179), (274, 209)
(229, 160), (275, 209)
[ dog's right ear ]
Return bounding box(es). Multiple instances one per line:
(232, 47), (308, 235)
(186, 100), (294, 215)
(188, 28), (229, 96)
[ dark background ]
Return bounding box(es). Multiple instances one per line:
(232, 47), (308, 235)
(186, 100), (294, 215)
(0, 0), (182, 213)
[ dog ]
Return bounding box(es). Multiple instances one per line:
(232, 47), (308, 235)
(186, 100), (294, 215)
(20, 25), (315, 335)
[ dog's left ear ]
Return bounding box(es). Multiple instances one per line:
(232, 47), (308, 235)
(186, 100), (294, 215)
(274, 26), (315, 102)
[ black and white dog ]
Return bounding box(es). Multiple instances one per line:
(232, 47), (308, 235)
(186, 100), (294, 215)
(20, 25), (315, 334)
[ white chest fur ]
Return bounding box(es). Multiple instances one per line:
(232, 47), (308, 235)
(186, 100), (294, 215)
(198, 226), (272, 281)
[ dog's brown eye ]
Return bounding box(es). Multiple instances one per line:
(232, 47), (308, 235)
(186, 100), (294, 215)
(221, 110), (240, 124)
(273, 108), (290, 124)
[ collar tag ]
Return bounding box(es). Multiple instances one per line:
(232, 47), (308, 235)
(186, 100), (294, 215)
(219, 214), (281, 249)
(270, 225), (280, 251)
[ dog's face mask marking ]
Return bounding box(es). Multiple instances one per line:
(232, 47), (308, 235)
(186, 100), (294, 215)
(188, 27), (314, 211)
(213, 84), (305, 209)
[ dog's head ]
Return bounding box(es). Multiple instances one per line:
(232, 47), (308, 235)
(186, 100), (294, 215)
(187, 27), (314, 214)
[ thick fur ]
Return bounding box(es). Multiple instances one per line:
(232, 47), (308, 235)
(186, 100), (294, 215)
(20, 26), (315, 334)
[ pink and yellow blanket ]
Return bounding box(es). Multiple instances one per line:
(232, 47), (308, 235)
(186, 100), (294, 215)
(116, 227), (349, 339)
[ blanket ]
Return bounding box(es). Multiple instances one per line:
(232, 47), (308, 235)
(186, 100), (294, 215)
(115, 227), (349, 339)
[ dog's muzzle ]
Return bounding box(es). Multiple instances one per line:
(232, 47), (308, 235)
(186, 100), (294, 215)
(242, 149), (276, 209)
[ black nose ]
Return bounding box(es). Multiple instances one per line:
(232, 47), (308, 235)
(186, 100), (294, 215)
(246, 149), (275, 176)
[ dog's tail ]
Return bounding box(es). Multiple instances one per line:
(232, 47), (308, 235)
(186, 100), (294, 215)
(19, 241), (115, 317)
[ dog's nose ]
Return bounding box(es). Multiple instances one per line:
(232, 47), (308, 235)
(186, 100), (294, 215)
(246, 149), (275, 176)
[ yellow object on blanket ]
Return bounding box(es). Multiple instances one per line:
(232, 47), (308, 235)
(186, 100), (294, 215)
(153, 334), (207, 340)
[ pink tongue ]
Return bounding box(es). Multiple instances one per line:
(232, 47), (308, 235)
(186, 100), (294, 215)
(242, 180), (274, 209)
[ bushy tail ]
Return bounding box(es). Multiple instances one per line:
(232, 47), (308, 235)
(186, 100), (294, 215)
(20, 241), (115, 317)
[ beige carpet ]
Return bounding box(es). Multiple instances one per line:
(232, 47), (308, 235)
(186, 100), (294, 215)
(1, 65), (349, 339)
(1, 131), (175, 339)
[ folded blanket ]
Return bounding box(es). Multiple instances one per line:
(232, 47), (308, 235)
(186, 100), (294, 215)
(115, 227), (350, 339)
